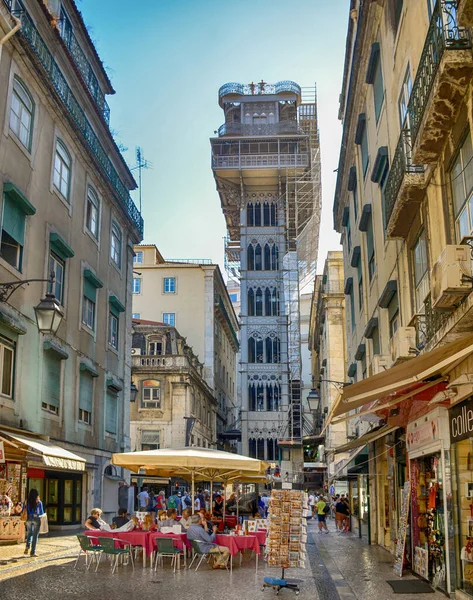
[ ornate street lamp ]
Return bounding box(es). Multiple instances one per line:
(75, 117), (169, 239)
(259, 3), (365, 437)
(0, 272), (64, 334)
(306, 388), (320, 412)
(130, 381), (138, 403)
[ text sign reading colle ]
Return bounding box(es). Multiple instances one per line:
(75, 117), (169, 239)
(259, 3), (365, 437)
(449, 398), (473, 444)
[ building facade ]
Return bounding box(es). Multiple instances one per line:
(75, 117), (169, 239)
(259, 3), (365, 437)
(210, 80), (321, 470)
(130, 321), (217, 452)
(0, 0), (143, 527)
(332, 0), (473, 594)
(131, 245), (239, 447)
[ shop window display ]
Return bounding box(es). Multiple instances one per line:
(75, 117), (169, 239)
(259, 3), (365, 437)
(452, 437), (473, 597)
(411, 455), (447, 591)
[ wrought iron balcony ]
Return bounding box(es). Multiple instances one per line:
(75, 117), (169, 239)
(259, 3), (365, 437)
(217, 121), (303, 137)
(408, 0), (473, 163)
(411, 294), (451, 349)
(16, 8), (143, 236)
(384, 129), (426, 238)
(58, 24), (110, 124)
(212, 153), (308, 169)
(218, 80), (301, 100)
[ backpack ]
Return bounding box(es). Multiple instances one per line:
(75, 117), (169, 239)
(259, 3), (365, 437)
(183, 495), (192, 507)
(323, 503), (330, 514)
(168, 496), (177, 509)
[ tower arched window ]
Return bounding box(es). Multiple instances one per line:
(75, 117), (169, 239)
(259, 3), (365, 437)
(248, 288), (255, 316)
(255, 288), (263, 316)
(247, 202), (254, 226)
(254, 244), (262, 270)
(264, 244), (271, 270)
(264, 288), (272, 315)
(265, 336), (280, 363)
(247, 245), (255, 270)
(256, 384), (265, 411)
(263, 203), (270, 226)
(254, 203), (262, 226)
(272, 288), (279, 316)
(271, 203), (277, 226)
(271, 244), (279, 270)
(248, 336), (264, 363)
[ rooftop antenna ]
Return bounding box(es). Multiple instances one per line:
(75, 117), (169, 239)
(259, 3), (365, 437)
(131, 146), (153, 213)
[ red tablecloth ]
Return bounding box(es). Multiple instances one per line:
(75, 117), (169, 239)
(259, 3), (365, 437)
(215, 534), (261, 556)
(149, 532), (189, 553)
(252, 530), (266, 546)
(85, 530), (153, 556)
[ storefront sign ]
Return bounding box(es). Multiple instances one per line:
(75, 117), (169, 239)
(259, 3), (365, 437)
(449, 398), (473, 444)
(407, 418), (439, 452)
(0, 442), (4, 464)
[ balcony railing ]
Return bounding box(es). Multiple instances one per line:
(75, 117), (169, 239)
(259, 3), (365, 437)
(132, 355), (188, 368)
(411, 294), (451, 349)
(58, 24), (110, 124)
(384, 129), (425, 226)
(218, 121), (303, 137)
(212, 153), (308, 169)
(408, 0), (472, 146)
(15, 8), (143, 236)
(219, 80), (301, 99)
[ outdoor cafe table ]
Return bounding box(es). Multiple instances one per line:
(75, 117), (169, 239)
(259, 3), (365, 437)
(84, 530), (152, 568)
(215, 534), (260, 572)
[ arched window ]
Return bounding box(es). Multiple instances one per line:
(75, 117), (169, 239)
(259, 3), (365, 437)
(265, 336), (280, 363)
(249, 384), (256, 411)
(10, 77), (34, 150)
(256, 384), (265, 411)
(254, 244), (262, 270)
(264, 288), (272, 315)
(248, 338), (255, 363)
(267, 438), (278, 461)
(247, 245), (255, 270)
(248, 288), (255, 316)
(267, 384), (280, 411)
(272, 288), (279, 316)
(247, 202), (254, 226)
(249, 438), (257, 458)
(255, 288), (263, 316)
(264, 244), (271, 270)
(257, 438), (265, 460)
(263, 202), (270, 226)
(254, 202), (262, 226)
(271, 244), (279, 270)
(270, 203), (277, 226)
(255, 336), (264, 363)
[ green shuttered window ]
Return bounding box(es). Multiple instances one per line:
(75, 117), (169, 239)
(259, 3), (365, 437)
(3, 195), (26, 246)
(42, 351), (61, 414)
(106, 391), (117, 434)
(79, 370), (93, 413)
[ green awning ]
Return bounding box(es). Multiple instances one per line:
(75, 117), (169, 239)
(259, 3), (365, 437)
(50, 233), (74, 260)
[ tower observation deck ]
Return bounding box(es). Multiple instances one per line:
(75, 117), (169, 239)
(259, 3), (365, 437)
(210, 80), (321, 467)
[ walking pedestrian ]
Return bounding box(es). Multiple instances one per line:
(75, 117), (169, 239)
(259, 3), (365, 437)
(137, 486), (150, 510)
(24, 489), (44, 557)
(308, 492), (315, 517)
(315, 495), (329, 534)
(335, 496), (350, 532)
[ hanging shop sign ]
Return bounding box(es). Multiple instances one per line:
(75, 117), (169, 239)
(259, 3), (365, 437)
(406, 407), (449, 454)
(449, 397), (473, 444)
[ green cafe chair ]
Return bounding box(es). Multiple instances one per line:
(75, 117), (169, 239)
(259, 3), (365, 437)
(96, 537), (134, 575)
(74, 534), (102, 570)
(154, 537), (182, 573)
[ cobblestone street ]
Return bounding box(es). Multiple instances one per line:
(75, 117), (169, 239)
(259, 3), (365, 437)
(0, 519), (450, 600)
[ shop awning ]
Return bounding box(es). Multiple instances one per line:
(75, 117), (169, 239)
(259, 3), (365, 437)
(0, 430), (86, 471)
(333, 333), (473, 418)
(333, 425), (399, 454)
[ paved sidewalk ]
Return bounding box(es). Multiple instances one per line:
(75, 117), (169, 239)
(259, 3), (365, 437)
(310, 518), (446, 600)
(0, 532), (78, 581)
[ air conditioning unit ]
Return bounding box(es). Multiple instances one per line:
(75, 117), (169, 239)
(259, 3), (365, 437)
(131, 348), (141, 356)
(372, 355), (390, 375)
(431, 245), (471, 309)
(390, 326), (416, 364)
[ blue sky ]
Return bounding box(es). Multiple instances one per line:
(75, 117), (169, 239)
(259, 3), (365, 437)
(79, 0), (349, 273)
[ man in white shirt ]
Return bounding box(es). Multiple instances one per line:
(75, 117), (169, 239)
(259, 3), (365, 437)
(308, 492), (315, 516)
(261, 492), (270, 517)
(194, 496), (201, 511)
(137, 487), (150, 509)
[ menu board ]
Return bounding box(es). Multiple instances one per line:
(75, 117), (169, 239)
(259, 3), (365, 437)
(394, 481), (411, 577)
(266, 489), (307, 569)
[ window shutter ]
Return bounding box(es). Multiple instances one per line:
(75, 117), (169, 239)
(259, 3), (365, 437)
(83, 279), (96, 302)
(43, 351), (61, 408)
(373, 61), (384, 121)
(79, 370), (93, 413)
(366, 217), (374, 259)
(2, 195), (26, 246)
(388, 293), (399, 321)
(106, 391), (117, 434)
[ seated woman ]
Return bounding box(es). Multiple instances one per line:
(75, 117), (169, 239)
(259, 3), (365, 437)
(142, 513), (157, 531)
(85, 508), (103, 530)
(198, 508), (214, 535)
(180, 507), (192, 530)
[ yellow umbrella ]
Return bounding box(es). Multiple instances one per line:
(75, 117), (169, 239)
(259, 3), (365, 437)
(111, 447), (269, 513)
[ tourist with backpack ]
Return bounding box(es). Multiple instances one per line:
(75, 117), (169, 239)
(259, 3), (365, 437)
(182, 491), (192, 513)
(167, 491), (180, 514)
(316, 495), (330, 534)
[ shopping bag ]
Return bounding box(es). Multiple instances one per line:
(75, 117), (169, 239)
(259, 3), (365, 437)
(39, 513), (49, 534)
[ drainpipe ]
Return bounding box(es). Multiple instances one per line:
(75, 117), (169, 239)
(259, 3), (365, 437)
(0, 15), (21, 46)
